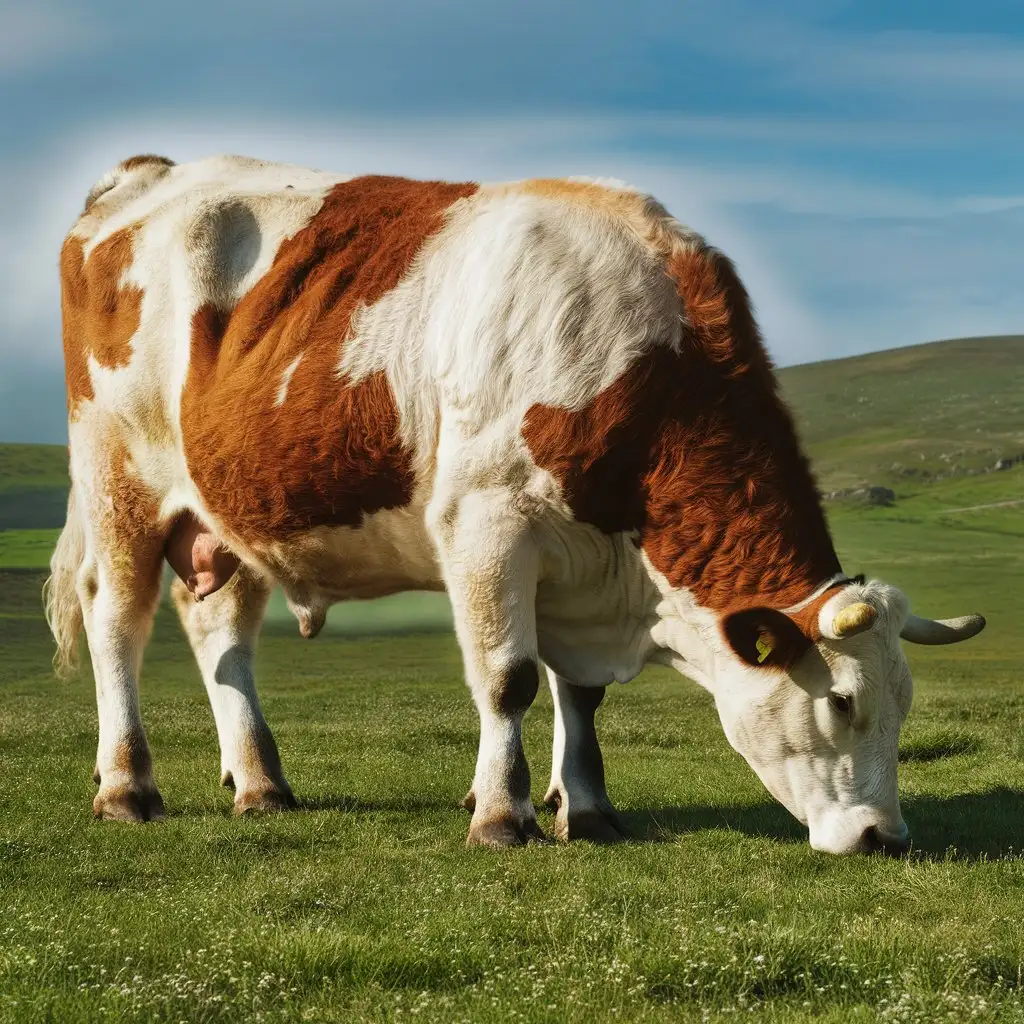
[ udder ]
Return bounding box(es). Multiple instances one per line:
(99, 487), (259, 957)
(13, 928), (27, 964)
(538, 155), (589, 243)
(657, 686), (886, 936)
(165, 512), (240, 600)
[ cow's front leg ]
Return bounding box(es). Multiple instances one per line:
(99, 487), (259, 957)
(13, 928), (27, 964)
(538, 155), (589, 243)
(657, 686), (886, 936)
(431, 489), (546, 847)
(544, 669), (626, 842)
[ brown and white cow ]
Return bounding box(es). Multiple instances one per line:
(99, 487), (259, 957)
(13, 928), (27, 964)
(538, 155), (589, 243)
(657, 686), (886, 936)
(45, 154), (984, 853)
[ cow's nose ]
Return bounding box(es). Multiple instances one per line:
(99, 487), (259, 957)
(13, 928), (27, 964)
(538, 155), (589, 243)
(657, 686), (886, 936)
(861, 824), (910, 856)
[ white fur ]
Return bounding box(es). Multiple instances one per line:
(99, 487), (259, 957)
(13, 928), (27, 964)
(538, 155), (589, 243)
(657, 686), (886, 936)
(274, 354), (304, 407)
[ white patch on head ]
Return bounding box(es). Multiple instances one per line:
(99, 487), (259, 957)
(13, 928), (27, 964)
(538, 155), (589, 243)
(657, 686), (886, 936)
(643, 560), (915, 854)
(274, 353), (304, 407)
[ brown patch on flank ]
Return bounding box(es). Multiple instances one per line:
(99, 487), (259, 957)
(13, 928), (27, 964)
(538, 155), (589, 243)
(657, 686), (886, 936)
(180, 175), (478, 544)
(60, 227), (143, 419)
(103, 441), (162, 551)
(522, 239), (840, 629)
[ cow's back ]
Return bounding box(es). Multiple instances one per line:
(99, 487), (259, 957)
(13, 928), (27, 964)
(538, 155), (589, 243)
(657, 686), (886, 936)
(62, 153), (822, 622)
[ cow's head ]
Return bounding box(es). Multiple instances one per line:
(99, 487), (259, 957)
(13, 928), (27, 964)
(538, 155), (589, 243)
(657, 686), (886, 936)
(653, 577), (984, 854)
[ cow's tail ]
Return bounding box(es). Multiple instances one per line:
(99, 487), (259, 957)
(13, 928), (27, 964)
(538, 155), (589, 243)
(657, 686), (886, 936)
(43, 483), (86, 678)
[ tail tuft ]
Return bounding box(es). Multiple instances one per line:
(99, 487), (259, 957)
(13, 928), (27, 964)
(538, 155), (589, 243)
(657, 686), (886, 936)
(43, 485), (86, 678)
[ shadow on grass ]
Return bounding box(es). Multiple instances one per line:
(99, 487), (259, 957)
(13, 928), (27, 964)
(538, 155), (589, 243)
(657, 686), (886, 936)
(903, 787), (1024, 861)
(619, 787), (1024, 861)
(620, 802), (805, 845)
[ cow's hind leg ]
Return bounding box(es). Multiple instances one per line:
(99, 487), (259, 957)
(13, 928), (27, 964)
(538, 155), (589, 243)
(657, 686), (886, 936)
(171, 566), (294, 814)
(431, 489), (545, 847)
(544, 669), (625, 842)
(75, 436), (166, 821)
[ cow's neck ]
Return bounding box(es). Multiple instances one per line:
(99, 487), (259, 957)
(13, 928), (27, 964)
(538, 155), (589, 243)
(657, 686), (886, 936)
(639, 370), (842, 615)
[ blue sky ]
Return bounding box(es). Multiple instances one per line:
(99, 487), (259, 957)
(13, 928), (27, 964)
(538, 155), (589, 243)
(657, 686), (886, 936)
(1, 0), (1022, 442)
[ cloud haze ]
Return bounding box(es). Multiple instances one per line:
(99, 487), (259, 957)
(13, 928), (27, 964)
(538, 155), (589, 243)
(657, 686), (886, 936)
(0, 0), (1020, 442)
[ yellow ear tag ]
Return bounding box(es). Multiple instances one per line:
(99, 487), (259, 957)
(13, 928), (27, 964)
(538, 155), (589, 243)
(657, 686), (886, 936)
(755, 634), (773, 664)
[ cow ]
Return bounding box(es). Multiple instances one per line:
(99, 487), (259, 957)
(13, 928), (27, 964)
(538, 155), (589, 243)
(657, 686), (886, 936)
(45, 154), (985, 854)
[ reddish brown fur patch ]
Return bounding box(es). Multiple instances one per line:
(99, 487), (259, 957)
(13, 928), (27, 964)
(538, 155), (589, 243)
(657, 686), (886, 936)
(60, 229), (142, 419)
(523, 240), (840, 623)
(104, 441), (166, 612)
(180, 175), (478, 543)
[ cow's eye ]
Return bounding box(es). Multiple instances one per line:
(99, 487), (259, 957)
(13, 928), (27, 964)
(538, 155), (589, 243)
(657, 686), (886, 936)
(828, 692), (854, 721)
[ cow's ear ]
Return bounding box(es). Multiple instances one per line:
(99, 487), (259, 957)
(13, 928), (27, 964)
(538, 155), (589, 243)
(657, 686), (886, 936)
(722, 608), (812, 670)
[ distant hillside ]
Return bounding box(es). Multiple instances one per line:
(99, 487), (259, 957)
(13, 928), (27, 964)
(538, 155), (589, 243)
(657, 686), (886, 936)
(778, 335), (1024, 493)
(0, 443), (68, 530)
(1, 335), (1021, 531)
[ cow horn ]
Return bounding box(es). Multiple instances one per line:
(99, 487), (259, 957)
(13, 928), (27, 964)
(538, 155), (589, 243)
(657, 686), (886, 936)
(900, 613), (986, 645)
(831, 601), (877, 639)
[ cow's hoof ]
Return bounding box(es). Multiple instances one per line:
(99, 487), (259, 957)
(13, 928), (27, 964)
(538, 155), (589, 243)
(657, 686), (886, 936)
(555, 806), (627, 844)
(461, 789), (476, 812)
(466, 814), (547, 848)
(93, 785), (165, 822)
(233, 784), (297, 815)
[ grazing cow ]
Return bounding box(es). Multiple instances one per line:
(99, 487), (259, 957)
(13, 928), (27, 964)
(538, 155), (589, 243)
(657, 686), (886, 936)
(46, 154), (985, 853)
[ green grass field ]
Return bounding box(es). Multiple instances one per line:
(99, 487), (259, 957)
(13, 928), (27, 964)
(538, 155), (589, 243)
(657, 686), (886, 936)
(1, 337), (1023, 1022)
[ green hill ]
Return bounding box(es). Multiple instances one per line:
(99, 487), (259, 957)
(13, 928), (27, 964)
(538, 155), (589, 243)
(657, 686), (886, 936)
(780, 335), (1024, 493)
(0, 442), (69, 530)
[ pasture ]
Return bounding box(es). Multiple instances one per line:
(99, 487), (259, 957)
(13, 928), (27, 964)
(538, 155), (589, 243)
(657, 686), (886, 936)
(2, 338), (1024, 1022)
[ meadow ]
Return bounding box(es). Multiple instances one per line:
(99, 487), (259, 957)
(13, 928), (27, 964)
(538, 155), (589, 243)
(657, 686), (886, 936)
(1, 337), (1023, 1022)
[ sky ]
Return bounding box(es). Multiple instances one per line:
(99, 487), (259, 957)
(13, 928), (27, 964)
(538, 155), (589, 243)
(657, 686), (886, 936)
(1, 0), (1022, 443)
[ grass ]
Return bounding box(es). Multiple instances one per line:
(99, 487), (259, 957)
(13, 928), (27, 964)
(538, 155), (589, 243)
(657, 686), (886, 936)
(1, 337), (1024, 1021)
(780, 335), (1024, 492)
(3, 581), (1024, 1023)
(2, 470), (1024, 1022)
(0, 528), (60, 569)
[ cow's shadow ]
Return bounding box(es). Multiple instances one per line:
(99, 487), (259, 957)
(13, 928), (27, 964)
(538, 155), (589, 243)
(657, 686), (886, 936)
(619, 787), (1024, 862)
(619, 801), (805, 845)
